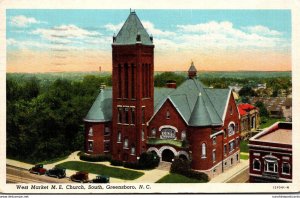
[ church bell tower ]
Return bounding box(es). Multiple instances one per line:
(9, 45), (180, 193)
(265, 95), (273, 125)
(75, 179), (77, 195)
(111, 10), (154, 162)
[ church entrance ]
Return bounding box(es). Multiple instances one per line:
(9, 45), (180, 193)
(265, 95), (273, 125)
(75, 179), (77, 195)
(162, 149), (175, 162)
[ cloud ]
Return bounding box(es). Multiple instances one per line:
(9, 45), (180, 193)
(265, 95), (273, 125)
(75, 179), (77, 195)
(242, 25), (282, 36)
(174, 21), (287, 50)
(32, 24), (101, 41)
(104, 23), (123, 33)
(10, 15), (45, 27)
(104, 21), (176, 37)
(141, 21), (176, 37)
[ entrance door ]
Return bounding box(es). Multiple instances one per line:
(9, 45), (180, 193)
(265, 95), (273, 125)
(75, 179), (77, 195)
(162, 149), (175, 162)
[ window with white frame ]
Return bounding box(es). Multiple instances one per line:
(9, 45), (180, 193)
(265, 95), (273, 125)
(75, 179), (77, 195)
(264, 159), (278, 173)
(213, 136), (216, 145)
(104, 126), (110, 136)
(131, 146), (136, 155)
(88, 127), (93, 136)
(224, 144), (227, 156)
(131, 107), (135, 124)
(88, 140), (93, 151)
(141, 130), (145, 141)
(181, 131), (186, 141)
(228, 122), (235, 136)
(253, 159), (261, 171)
(229, 140), (235, 152)
(117, 131), (122, 143)
(201, 143), (206, 158)
(151, 128), (156, 137)
(212, 150), (216, 162)
(118, 107), (122, 123)
(124, 107), (129, 124)
(124, 138), (129, 148)
(282, 162), (291, 175)
(166, 109), (170, 119)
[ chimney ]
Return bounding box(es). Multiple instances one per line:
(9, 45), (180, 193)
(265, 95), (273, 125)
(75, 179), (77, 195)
(166, 80), (177, 89)
(188, 61), (197, 79)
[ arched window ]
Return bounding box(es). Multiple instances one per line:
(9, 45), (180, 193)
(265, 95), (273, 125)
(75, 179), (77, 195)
(228, 122), (235, 136)
(151, 128), (156, 137)
(253, 159), (261, 171)
(124, 138), (129, 148)
(141, 130), (145, 141)
(201, 143), (206, 158)
(131, 145), (136, 155)
(181, 131), (186, 140)
(166, 109), (170, 119)
(117, 131), (122, 142)
(88, 127), (93, 136)
(282, 162), (291, 175)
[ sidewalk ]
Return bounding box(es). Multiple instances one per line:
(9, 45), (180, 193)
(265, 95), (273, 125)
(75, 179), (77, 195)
(209, 159), (249, 183)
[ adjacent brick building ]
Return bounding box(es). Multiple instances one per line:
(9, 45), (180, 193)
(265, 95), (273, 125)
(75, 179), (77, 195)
(83, 11), (241, 178)
(238, 103), (260, 139)
(249, 122), (292, 183)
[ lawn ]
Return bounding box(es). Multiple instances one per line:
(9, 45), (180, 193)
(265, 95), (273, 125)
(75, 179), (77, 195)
(259, 118), (285, 129)
(38, 155), (69, 165)
(156, 173), (206, 183)
(240, 153), (249, 160)
(56, 161), (144, 180)
(240, 140), (249, 153)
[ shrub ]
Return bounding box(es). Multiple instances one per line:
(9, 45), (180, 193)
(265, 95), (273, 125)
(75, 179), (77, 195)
(138, 152), (160, 169)
(110, 159), (124, 166)
(79, 153), (111, 162)
(170, 157), (209, 182)
(124, 162), (141, 169)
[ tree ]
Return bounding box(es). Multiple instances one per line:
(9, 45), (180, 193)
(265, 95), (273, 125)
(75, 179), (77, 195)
(254, 101), (269, 117)
(238, 85), (257, 97)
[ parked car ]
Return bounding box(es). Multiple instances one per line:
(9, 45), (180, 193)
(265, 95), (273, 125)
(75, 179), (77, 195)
(92, 175), (110, 183)
(29, 164), (47, 175)
(70, 171), (89, 183)
(45, 167), (66, 179)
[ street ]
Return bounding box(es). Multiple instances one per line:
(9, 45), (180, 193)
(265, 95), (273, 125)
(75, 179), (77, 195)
(6, 165), (71, 183)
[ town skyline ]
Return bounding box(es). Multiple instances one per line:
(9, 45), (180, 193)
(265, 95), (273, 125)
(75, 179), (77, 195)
(7, 9), (291, 73)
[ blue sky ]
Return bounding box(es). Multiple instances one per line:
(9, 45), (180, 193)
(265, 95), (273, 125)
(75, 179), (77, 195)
(6, 9), (291, 72)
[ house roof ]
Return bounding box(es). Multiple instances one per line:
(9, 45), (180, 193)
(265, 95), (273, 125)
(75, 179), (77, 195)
(85, 79), (231, 127)
(113, 11), (153, 46)
(238, 103), (256, 116)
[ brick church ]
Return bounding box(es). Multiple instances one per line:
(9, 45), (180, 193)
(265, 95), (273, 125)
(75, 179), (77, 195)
(84, 11), (241, 177)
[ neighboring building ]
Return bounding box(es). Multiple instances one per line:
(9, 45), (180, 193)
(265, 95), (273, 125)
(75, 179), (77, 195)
(238, 103), (260, 139)
(249, 97), (290, 118)
(282, 98), (292, 122)
(83, 11), (241, 178)
(249, 122), (292, 183)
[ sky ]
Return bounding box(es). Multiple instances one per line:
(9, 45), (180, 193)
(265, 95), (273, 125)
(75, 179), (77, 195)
(6, 9), (291, 73)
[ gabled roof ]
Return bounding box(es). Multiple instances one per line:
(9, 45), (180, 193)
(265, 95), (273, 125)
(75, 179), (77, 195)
(85, 79), (232, 127)
(151, 79), (229, 126)
(113, 11), (153, 46)
(83, 89), (112, 122)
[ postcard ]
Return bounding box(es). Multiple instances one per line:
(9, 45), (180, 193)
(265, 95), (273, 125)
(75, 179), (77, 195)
(0, 0), (299, 195)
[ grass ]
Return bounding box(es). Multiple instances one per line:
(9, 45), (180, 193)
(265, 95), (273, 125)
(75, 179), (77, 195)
(240, 140), (249, 153)
(259, 118), (285, 129)
(38, 155), (69, 165)
(156, 173), (206, 183)
(56, 161), (144, 180)
(240, 153), (249, 160)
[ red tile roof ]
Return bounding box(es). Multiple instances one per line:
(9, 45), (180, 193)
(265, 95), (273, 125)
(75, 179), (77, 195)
(238, 103), (256, 116)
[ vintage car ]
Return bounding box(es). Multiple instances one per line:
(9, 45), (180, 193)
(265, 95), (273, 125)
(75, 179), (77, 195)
(92, 175), (110, 183)
(29, 164), (47, 175)
(45, 167), (66, 179)
(70, 171), (89, 183)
